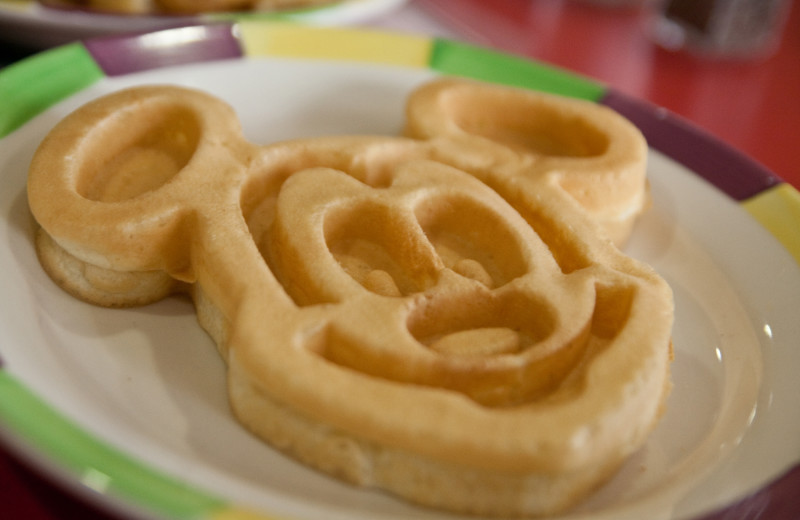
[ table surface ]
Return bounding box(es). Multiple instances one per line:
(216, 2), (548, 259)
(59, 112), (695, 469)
(1, 1), (798, 519)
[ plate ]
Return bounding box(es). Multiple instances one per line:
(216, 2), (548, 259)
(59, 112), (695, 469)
(0, 0), (407, 48)
(1, 22), (800, 520)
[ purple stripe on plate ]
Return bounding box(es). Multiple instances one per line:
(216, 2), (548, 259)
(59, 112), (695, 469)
(603, 90), (781, 201)
(84, 23), (242, 77)
(697, 463), (800, 520)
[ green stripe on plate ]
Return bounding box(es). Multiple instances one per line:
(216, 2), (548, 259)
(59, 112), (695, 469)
(429, 38), (605, 101)
(0, 371), (225, 519)
(0, 43), (104, 138)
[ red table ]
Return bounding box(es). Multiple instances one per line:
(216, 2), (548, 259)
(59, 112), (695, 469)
(419, 0), (800, 190)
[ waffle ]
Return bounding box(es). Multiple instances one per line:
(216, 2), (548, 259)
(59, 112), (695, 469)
(27, 79), (673, 516)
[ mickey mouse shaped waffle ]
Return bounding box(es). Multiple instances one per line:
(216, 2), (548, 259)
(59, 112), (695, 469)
(28, 78), (673, 517)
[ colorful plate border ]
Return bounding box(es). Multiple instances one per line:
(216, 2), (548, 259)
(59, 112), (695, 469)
(0, 22), (798, 520)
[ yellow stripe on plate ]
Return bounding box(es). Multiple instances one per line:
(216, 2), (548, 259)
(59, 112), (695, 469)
(742, 183), (800, 265)
(0, 0), (32, 13)
(238, 22), (432, 68)
(211, 507), (295, 520)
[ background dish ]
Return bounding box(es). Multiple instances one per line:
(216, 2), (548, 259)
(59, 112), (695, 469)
(1, 22), (799, 520)
(0, 0), (407, 48)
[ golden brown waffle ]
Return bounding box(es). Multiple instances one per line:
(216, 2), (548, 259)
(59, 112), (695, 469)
(27, 79), (673, 516)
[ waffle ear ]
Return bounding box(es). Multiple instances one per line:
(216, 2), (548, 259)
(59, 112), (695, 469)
(405, 77), (649, 246)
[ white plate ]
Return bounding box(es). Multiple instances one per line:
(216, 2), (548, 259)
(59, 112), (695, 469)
(1, 25), (799, 520)
(0, 0), (407, 48)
